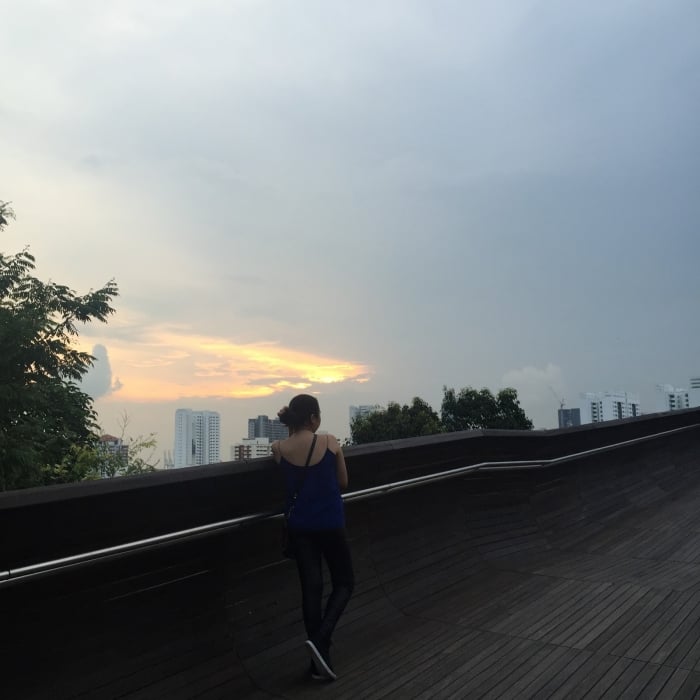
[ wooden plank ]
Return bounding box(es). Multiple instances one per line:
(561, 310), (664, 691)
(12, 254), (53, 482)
(548, 584), (641, 647)
(626, 591), (696, 660)
(353, 628), (488, 700)
(490, 580), (608, 638)
(651, 668), (691, 699)
(546, 653), (621, 700)
(647, 594), (700, 664)
(561, 585), (650, 649)
(635, 665), (678, 699)
(442, 637), (537, 698)
(589, 589), (671, 655)
(517, 647), (591, 699)
(581, 657), (635, 699)
(479, 645), (570, 700)
(411, 636), (530, 700)
(672, 671), (700, 700)
(674, 631), (700, 671)
(607, 660), (660, 700)
(331, 620), (473, 700)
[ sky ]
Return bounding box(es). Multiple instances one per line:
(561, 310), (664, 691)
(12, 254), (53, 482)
(2, 1), (699, 460)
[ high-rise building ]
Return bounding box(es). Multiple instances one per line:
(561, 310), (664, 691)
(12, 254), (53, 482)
(576, 392), (640, 424)
(688, 377), (700, 409)
(557, 408), (581, 429)
(349, 404), (381, 424)
(247, 415), (288, 440)
(173, 409), (220, 468)
(231, 437), (272, 461)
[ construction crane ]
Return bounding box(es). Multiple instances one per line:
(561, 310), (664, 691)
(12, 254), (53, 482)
(548, 385), (566, 411)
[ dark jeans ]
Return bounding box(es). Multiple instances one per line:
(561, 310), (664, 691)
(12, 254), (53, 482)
(291, 529), (354, 647)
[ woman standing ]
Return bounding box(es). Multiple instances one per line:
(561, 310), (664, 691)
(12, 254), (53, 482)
(271, 394), (354, 681)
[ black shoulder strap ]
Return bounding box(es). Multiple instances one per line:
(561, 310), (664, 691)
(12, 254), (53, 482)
(288, 435), (319, 516)
(304, 434), (318, 467)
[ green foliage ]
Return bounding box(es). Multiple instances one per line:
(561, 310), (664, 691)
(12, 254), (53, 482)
(0, 201), (120, 490)
(441, 385), (534, 431)
(349, 386), (534, 445)
(42, 426), (159, 485)
(350, 397), (443, 444)
(97, 414), (159, 479)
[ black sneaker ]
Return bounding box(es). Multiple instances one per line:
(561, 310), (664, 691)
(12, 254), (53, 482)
(305, 639), (337, 681)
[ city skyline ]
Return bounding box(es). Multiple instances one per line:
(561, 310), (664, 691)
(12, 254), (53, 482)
(166, 375), (697, 466)
(2, 2), (698, 456)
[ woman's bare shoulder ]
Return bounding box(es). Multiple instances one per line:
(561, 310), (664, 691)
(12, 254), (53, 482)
(325, 434), (341, 451)
(271, 439), (285, 462)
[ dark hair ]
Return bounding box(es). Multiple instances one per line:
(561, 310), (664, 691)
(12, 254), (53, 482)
(278, 394), (320, 429)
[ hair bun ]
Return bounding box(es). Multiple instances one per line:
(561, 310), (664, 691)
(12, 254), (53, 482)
(278, 405), (294, 426)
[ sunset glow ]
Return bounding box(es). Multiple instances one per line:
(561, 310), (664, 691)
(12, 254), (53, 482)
(79, 328), (371, 402)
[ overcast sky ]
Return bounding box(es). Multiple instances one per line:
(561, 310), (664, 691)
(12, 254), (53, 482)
(2, 1), (699, 457)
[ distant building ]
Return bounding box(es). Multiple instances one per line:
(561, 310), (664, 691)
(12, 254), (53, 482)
(99, 434), (129, 460)
(248, 415), (288, 440)
(557, 408), (581, 429)
(655, 377), (700, 412)
(349, 405), (381, 424)
(655, 384), (690, 412)
(577, 392), (641, 424)
(173, 409), (220, 468)
(231, 438), (272, 461)
(96, 435), (129, 479)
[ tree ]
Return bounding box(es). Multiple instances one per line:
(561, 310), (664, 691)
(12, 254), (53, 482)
(441, 385), (534, 431)
(0, 201), (119, 490)
(42, 427), (159, 484)
(350, 397), (443, 444)
(95, 413), (159, 479)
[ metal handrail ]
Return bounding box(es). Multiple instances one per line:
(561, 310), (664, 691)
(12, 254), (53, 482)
(2, 422), (698, 587)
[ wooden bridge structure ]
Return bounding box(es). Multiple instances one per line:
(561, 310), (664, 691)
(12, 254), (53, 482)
(3, 409), (700, 699)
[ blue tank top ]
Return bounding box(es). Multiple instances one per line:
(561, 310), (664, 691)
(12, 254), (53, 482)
(282, 448), (345, 531)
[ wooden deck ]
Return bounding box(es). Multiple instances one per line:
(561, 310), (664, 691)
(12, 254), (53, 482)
(5, 433), (700, 699)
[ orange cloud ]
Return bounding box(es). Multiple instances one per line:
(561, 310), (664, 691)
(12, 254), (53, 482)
(78, 328), (371, 402)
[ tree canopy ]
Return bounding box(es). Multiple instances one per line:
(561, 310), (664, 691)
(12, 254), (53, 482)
(42, 416), (159, 486)
(349, 386), (534, 445)
(441, 386), (534, 431)
(0, 201), (120, 490)
(350, 397), (443, 444)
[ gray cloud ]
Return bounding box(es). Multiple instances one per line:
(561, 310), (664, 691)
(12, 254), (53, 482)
(80, 344), (122, 399)
(3, 1), (699, 449)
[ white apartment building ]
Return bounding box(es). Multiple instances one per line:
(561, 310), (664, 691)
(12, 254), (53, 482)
(173, 409), (221, 468)
(655, 384), (690, 412)
(655, 377), (700, 412)
(577, 392), (641, 424)
(231, 437), (272, 461)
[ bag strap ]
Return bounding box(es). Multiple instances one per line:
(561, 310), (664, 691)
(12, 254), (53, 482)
(304, 434), (318, 467)
(287, 434), (318, 517)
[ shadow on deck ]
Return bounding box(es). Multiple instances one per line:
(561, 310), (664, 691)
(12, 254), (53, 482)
(3, 413), (700, 699)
